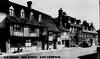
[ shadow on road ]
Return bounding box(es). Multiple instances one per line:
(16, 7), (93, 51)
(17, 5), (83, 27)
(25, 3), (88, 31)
(77, 53), (97, 59)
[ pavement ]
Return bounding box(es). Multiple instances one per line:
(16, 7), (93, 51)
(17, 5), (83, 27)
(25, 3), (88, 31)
(0, 46), (97, 59)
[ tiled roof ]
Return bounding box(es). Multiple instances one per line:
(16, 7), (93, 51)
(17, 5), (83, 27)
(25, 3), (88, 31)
(9, 1), (51, 18)
(0, 18), (6, 29)
(0, 1), (60, 32)
(41, 20), (60, 32)
(6, 16), (60, 32)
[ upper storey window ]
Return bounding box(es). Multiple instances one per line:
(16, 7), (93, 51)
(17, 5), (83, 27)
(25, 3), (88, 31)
(30, 12), (34, 20)
(38, 14), (42, 22)
(9, 6), (14, 16)
(30, 12), (33, 16)
(20, 9), (25, 18)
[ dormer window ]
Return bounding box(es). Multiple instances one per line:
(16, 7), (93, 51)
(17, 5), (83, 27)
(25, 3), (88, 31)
(9, 6), (14, 16)
(20, 9), (25, 18)
(30, 12), (33, 16)
(68, 20), (71, 23)
(30, 12), (34, 20)
(38, 14), (42, 22)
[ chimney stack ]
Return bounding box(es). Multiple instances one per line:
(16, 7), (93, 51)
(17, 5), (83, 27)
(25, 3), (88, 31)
(58, 8), (63, 17)
(27, 0), (32, 9)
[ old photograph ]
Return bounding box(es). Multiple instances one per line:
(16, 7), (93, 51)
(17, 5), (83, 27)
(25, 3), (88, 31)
(0, 0), (99, 59)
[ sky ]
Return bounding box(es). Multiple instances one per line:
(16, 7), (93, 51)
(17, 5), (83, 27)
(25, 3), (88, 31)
(10, 0), (99, 30)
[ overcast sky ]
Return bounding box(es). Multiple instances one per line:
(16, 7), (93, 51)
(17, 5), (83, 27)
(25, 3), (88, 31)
(10, 0), (99, 30)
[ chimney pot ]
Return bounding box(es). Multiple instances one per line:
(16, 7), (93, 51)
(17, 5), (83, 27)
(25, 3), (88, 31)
(27, 0), (32, 9)
(58, 8), (63, 17)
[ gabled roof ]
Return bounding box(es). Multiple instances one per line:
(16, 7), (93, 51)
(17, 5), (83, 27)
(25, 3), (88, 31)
(0, 1), (60, 32)
(8, 1), (51, 18)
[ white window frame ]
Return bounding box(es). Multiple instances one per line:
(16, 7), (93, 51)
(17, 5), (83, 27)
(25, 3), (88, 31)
(9, 6), (14, 16)
(20, 9), (25, 18)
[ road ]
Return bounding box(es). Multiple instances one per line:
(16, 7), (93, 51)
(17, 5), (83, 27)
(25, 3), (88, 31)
(0, 46), (97, 59)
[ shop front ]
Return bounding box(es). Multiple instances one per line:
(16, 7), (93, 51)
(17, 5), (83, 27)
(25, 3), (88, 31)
(60, 32), (71, 47)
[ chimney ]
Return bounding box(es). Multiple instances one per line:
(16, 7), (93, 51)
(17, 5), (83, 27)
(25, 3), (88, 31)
(27, 0), (32, 9)
(58, 8), (63, 17)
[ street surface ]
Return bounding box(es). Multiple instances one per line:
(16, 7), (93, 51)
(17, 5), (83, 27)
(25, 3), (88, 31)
(0, 46), (97, 59)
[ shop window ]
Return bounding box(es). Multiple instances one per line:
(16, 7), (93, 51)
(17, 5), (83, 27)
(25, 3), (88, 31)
(25, 40), (31, 46)
(29, 28), (40, 37)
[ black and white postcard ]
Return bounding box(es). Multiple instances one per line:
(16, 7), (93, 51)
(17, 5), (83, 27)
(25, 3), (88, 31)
(0, 0), (99, 59)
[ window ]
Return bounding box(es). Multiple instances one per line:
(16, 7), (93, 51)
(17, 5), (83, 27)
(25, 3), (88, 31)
(34, 28), (39, 34)
(10, 24), (24, 36)
(20, 9), (25, 18)
(10, 25), (14, 35)
(62, 40), (65, 44)
(38, 14), (42, 22)
(30, 12), (33, 16)
(29, 28), (40, 37)
(30, 12), (34, 20)
(25, 40), (32, 47)
(58, 41), (61, 45)
(68, 20), (71, 23)
(24, 27), (30, 36)
(9, 6), (14, 16)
